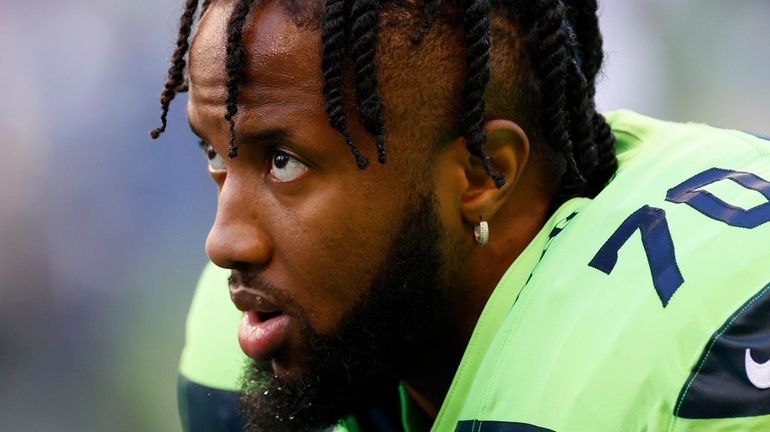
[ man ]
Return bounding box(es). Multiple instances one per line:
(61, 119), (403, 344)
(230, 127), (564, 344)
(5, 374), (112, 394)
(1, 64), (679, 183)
(153, 0), (770, 431)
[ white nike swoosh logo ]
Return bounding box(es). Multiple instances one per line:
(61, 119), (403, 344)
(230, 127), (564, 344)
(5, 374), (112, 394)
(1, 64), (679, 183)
(745, 348), (770, 389)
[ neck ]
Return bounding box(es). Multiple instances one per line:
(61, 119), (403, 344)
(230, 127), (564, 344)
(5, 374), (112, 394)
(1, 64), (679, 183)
(399, 261), (501, 418)
(401, 310), (470, 418)
(401, 162), (555, 420)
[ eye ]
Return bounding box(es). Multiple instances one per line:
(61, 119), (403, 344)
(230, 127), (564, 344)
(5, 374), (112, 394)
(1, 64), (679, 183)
(199, 140), (225, 171)
(269, 150), (307, 182)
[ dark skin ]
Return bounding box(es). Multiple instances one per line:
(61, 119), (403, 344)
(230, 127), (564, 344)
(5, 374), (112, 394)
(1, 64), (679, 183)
(189, 0), (555, 418)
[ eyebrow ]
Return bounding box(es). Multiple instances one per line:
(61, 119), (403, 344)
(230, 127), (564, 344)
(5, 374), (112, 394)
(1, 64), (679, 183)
(239, 128), (291, 145)
(189, 121), (291, 148)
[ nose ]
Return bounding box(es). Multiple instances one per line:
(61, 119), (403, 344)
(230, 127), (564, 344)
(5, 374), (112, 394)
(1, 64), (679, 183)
(205, 179), (273, 269)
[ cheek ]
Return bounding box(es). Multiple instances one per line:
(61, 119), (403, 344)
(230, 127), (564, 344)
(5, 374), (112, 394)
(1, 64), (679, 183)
(271, 183), (404, 334)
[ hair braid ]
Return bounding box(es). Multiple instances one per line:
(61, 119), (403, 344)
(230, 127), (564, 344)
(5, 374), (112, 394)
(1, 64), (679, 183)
(565, 0), (603, 93)
(564, 60), (600, 186)
(150, 0), (200, 140)
(321, 0), (369, 168)
(586, 111), (616, 195)
(519, 0), (585, 201)
(412, 0), (443, 45)
(565, 0), (617, 194)
(223, 0), (257, 158)
(350, 0), (387, 164)
(461, 0), (505, 188)
(563, 26), (598, 182)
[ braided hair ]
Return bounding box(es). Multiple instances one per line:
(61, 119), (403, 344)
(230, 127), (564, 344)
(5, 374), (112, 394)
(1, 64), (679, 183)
(152, 0), (617, 202)
(223, 0), (257, 158)
(321, 0), (369, 168)
(149, 0), (200, 139)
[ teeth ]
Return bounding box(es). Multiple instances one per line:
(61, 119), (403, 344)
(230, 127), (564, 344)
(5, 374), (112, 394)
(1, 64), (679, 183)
(231, 286), (278, 312)
(231, 286), (264, 297)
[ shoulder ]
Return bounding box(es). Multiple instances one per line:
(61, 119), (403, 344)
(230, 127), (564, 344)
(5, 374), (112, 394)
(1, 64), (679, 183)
(447, 113), (770, 430)
(544, 113), (770, 428)
(605, 109), (770, 157)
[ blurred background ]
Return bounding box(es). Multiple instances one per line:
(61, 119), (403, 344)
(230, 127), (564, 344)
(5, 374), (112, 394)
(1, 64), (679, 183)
(0, 0), (767, 430)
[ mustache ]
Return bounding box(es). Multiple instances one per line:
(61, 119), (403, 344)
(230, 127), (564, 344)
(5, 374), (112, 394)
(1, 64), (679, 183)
(228, 266), (268, 290)
(228, 266), (301, 314)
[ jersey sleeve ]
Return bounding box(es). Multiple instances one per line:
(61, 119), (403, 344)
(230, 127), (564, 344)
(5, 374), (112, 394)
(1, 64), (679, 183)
(178, 262), (247, 432)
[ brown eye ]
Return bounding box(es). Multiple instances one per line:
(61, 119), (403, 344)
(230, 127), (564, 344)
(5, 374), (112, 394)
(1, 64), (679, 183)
(199, 140), (225, 171)
(269, 150), (307, 182)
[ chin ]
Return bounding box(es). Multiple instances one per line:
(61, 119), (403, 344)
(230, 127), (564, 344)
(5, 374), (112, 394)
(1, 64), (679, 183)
(240, 357), (377, 432)
(267, 348), (309, 380)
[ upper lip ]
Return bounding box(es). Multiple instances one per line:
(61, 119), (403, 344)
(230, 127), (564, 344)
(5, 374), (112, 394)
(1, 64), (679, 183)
(229, 284), (283, 314)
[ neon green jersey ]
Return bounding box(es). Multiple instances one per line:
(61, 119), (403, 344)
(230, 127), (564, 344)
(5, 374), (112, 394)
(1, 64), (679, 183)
(427, 111), (770, 432)
(180, 111), (770, 431)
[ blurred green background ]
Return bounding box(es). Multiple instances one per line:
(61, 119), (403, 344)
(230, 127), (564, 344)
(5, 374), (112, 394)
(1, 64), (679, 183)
(0, 0), (767, 431)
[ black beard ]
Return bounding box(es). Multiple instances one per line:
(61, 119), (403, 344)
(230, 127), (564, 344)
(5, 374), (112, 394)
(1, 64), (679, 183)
(240, 192), (449, 432)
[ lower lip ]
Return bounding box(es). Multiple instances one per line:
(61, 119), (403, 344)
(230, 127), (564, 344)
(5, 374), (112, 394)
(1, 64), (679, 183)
(238, 311), (291, 360)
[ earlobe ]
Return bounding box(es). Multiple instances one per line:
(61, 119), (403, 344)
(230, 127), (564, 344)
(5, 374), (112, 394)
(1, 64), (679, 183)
(460, 119), (530, 225)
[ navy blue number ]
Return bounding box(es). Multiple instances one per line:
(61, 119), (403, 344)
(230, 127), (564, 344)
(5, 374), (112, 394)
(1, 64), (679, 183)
(666, 167), (770, 228)
(591, 167), (770, 307)
(589, 205), (684, 307)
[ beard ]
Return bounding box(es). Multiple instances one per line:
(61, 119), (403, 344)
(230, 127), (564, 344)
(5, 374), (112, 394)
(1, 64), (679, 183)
(240, 191), (452, 432)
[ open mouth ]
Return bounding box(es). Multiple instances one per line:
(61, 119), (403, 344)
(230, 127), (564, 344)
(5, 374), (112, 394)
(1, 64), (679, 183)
(257, 310), (283, 321)
(239, 310), (292, 361)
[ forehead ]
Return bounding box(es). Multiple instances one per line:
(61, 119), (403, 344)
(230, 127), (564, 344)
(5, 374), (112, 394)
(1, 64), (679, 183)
(189, 0), (320, 97)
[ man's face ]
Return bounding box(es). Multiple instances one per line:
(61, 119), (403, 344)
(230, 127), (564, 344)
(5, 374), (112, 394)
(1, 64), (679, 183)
(239, 191), (450, 431)
(188, 1), (465, 428)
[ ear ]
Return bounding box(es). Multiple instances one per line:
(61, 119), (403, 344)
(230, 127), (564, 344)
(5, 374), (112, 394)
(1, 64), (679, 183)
(460, 119), (530, 224)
